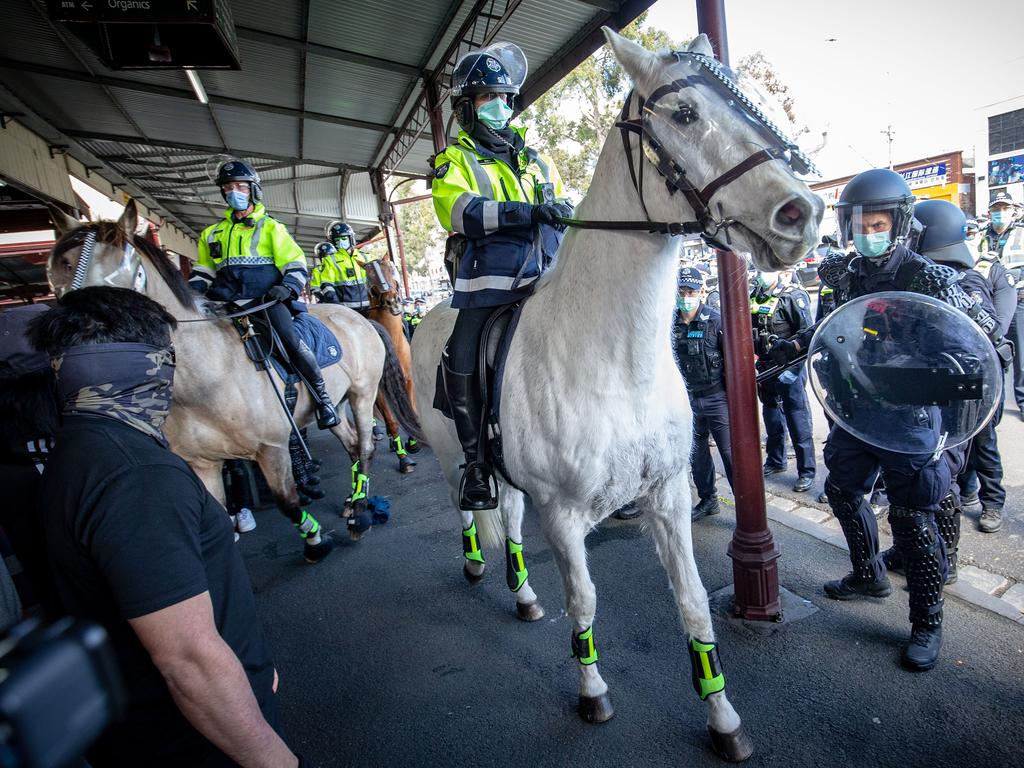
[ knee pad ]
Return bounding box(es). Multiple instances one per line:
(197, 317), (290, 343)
(824, 479), (861, 519)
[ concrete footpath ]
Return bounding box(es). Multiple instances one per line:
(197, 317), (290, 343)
(240, 435), (1023, 768)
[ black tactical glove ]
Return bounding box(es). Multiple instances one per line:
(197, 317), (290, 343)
(768, 337), (801, 365)
(266, 284), (294, 303)
(532, 203), (574, 231)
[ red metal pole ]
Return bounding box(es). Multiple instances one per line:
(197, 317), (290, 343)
(426, 79), (448, 155)
(390, 202), (412, 297)
(695, 0), (781, 620)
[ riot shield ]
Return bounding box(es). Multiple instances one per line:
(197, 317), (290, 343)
(807, 291), (1001, 454)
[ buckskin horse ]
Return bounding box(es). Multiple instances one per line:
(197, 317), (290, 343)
(48, 200), (423, 562)
(411, 29), (823, 760)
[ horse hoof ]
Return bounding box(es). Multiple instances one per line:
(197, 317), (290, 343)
(463, 563), (485, 584)
(516, 601), (545, 622)
(406, 445), (421, 455)
(303, 535), (334, 564)
(709, 726), (754, 762)
(578, 692), (614, 724)
(399, 460), (416, 474)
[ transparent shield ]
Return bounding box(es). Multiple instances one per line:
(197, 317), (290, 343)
(808, 292), (1001, 454)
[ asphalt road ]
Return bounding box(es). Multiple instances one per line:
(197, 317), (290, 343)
(240, 429), (1024, 768)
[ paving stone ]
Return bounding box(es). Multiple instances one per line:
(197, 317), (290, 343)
(767, 495), (797, 512)
(790, 506), (830, 524)
(958, 565), (1011, 596)
(999, 583), (1024, 614)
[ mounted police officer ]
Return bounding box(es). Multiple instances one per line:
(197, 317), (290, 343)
(310, 241), (342, 304)
(751, 269), (816, 492)
(772, 169), (1006, 671)
(673, 267), (733, 520)
(324, 221), (370, 313)
(978, 192), (1024, 417)
(188, 160), (340, 429)
(431, 42), (572, 510)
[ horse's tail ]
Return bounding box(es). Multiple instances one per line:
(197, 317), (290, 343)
(368, 319), (428, 446)
(474, 508), (504, 550)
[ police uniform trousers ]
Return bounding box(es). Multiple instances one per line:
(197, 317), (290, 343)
(689, 387), (734, 502)
(958, 398), (1006, 510)
(824, 427), (950, 628)
(758, 368), (816, 478)
(1008, 304), (1024, 409)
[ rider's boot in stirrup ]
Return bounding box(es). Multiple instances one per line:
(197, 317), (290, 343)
(293, 341), (340, 429)
(442, 361), (497, 511)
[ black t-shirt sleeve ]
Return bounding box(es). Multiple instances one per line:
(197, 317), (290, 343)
(84, 465), (210, 620)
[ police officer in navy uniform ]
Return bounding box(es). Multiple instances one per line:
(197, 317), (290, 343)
(673, 267), (734, 520)
(771, 169), (1006, 670)
(751, 270), (816, 492)
(979, 191), (1024, 415)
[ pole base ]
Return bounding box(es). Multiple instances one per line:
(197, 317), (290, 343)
(727, 529), (783, 621)
(709, 584), (818, 631)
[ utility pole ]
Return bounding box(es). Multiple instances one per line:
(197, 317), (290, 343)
(881, 124), (895, 169)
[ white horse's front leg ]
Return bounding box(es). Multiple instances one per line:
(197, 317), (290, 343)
(539, 509), (613, 724)
(641, 472), (753, 762)
(501, 488), (543, 621)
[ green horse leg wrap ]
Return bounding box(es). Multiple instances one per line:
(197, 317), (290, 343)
(350, 461), (368, 503)
(392, 435), (407, 458)
(689, 638), (726, 700)
(571, 626), (598, 665)
(294, 510), (320, 539)
(462, 521), (485, 564)
(408, 437), (418, 449)
(505, 537), (528, 592)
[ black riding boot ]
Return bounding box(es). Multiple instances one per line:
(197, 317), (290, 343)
(889, 505), (945, 671)
(292, 341), (340, 429)
(442, 361), (497, 511)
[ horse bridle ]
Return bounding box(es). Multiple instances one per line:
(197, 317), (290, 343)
(559, 51), (818, 249)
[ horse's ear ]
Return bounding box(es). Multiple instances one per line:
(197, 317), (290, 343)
(687, 33), (715, 58)
(353, 257), (367, 269)
(118, 198), (139, 238)
(602, 27), (663, 94)
(49, 206), (82, 237)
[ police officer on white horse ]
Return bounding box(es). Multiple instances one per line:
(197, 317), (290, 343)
(431, 42), (572, 510)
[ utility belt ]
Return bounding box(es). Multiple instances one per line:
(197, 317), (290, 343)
(688, 382), (725, 399)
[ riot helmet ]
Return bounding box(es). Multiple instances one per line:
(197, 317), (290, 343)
(325, 221), (356, 252)
(315, 241), (337, 259)
(450, 42), (528, 130)
(835, 169), (914, 262)
(912, 200), (973, 269)
(215, 159), (263, 203)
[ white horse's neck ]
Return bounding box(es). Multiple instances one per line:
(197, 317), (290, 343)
(538, 126), (686, 378)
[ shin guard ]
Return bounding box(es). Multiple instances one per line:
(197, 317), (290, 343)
(571, 626), (598, 665)
(934, 494), (960, 572)
(889, 505), (945, 629)
(294, 510), (320, 540)
(826, 479), (883, 581)
(349, 460), (368, 504)
(689, 638), (726, 700)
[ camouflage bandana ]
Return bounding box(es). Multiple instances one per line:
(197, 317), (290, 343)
(52, 342), (175, 446)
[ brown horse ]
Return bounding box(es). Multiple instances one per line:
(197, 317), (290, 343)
(359, 254), (419, 474)
(47, 201), (423, 561)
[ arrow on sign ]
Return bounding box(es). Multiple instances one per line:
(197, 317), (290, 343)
(81, 1), (92, 10)
(186, 0), (198, 10)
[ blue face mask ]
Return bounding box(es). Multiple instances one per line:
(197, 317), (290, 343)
(476, 97), (513, 130)
(991, 210), (1012, 228)
(853, 232), (892, 259)
(225, 190), (250, 211)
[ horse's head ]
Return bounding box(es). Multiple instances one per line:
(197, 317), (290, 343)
(604, 29), (823, 270)
(47, 199), (196, 313)
(358, 255), (403, 316)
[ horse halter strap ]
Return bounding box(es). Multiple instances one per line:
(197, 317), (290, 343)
(69, 230), (97, 291)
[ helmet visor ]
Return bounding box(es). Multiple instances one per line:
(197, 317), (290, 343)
(837, 203), (908, 250)
(452, 42), (528, 93)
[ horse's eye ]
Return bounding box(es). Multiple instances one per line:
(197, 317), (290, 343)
(61, 256), (73, 271)
(674, 105), (698, 125)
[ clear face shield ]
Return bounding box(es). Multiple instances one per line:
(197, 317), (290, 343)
(639, 55), (817, 192)
(807, 292), (1001, 454)
(837, 204), (901, 258)
(453, 42), (529, 94)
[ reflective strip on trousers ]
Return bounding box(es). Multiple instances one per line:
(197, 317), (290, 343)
(454, 273), (538, 294)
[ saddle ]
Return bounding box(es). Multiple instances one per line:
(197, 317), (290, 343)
(231, 311), (342, 383)
(433, 300), (526, 485)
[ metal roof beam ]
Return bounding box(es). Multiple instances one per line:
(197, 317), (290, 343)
(0, 59), (395, 136)
(235, 26), (421, 78)
(574, 0), (621, 11)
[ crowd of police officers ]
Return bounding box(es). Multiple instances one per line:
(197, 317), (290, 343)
(675, 169), (1021, 671)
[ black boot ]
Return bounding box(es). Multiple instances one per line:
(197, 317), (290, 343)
(292, 343), (340, 429)
(691, 496), (721, 521)
(442, 362), (497, 511)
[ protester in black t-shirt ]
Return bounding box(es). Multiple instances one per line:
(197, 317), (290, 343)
(29, 287), (298, 768)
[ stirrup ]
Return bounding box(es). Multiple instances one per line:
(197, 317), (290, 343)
(459, 460), (498, 511)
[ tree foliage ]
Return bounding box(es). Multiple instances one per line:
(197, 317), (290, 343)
(734, 51), (805, 138)
(520, 14), (681, 199)
(389, 180), (443, 277)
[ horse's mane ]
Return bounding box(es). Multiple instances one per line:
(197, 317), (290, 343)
(54, 222), (196, 310)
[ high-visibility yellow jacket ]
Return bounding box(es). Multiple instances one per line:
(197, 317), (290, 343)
(432, 125), (567, 308)
(190, 204), (307, 302)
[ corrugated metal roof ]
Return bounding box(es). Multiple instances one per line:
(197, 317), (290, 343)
(302, 122), (384, 168)
(214, 105), (302, 158)
(232, 0), (306, 39)
(107, 87), (224, 147)
(201, 41), (303, 111)
(345, 173), (380, 223)
(304, 54), (413, 126)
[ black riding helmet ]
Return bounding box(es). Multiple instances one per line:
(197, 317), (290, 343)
(325, 221), (355, 251)
(835, 168), (914, 256)
(315, 241), (337, 259)
(450, 43), (527, 130)
(215, 160), (263, 202)
(913, 199), (974, 269)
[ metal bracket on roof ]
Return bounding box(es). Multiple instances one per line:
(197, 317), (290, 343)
(83, 165), (103, 178)
(0, 112), (24, 129)
(48, 144), (69, 159)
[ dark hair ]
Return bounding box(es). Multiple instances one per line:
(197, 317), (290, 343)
(27, 286), (178, 355)
(0, 366), (59, 446)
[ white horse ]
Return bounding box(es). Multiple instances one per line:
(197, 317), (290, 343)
(411, 29), (822, 760)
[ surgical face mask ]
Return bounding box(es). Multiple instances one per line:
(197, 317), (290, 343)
(476, 97), (513, 130)
(677, 296), (699, 312)
(225, 190), (250, 211)
(852, 232), (892, 259)
(756, 271), (779, 289)
(991, 210), (1012, 228)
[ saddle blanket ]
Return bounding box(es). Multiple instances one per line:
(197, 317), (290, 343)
(270, 312), (342, 382)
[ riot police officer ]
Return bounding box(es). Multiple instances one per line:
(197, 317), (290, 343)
(324, 221), (370, 313)
(751, 270), (816, 492)
(189, 160), (340, 429)
(431, 42), (571, 510)
(979, 192), (1024, 415)
(673, 267), (734, 520)
(771, 169), (1005, 671)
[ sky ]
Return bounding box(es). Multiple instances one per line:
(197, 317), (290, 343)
(646, 0), (1024, 180)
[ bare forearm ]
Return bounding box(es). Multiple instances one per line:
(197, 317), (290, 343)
(160, 643), (297, 768)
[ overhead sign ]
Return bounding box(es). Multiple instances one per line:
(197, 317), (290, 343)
(898, 162), (948, 190)
(47, 0), (217, 24)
